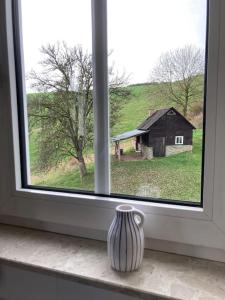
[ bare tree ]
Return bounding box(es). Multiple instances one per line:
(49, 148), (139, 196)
(28, 42), (129, 177)
(150, 45), (205, 117)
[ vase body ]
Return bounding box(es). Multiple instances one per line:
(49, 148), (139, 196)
(107, 205), (145, 272)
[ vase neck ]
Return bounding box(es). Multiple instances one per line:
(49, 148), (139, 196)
(116, 210), (131, 218)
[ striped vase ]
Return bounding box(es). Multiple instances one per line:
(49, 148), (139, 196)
(107, 204), (145, 272)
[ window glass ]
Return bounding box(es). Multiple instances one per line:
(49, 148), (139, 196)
(109, 0), (207, 203)
(175, 136), (184, 145)
(20, 0), (94, 191)
(19, 0), (207, 204)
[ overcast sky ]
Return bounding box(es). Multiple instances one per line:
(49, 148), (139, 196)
(21, 0), (207, 85)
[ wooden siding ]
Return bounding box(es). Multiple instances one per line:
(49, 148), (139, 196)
(141, 112), (193, 147)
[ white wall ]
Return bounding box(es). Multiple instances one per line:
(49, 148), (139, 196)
(0, 263), (161, 300)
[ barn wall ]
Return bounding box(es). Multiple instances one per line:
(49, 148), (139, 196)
(141, 113), (193, 147)
(166, 130), (193, 146)
(143, 130), (193, 147)
(166, 145), (193, 156)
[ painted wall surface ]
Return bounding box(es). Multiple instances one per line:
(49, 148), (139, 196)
(141, 144), (153, 159)
(166, 145), (193, 156)
(0, 263), (161, 300)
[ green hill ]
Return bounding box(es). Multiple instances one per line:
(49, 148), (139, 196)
(112, 84), (171, 135)
(112, 77), (203, 136)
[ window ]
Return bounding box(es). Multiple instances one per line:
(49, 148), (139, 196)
(1, 0), (225, 262)
(175, 136), (184, 145)
(109, 0), (207, 204)
(19, 0), (94, 192)
(17, 0), (207, 205)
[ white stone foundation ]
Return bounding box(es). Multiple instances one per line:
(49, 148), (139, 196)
(141, 145), (153, 160)
(165, 145), (193, 157)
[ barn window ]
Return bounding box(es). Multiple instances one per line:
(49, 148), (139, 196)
(167, 110), (176, 116)
(175, 136), (184, 145)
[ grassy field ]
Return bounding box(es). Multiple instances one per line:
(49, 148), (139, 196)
(32, 129), (202, 202)
(111, 129), (202, 202)
(30, 83), (203, 202)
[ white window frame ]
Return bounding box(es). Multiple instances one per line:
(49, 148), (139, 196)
(1, 0), (225, 262)
(175, 136), (184, 145)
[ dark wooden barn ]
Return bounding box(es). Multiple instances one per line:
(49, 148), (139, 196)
(112, 107), (195, 160)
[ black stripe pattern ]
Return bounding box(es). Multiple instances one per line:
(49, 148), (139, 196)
(107, 205), (144, 272)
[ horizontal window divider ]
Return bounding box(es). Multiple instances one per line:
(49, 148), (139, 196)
(12, 187), (209, 220)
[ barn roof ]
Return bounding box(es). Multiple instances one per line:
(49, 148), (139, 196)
(137, 108), (170, 130)
(112, 129), (146, 142)
(137, 107), (195, 130)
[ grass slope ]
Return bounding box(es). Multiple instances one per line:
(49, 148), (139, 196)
(112, 84), (173, 136)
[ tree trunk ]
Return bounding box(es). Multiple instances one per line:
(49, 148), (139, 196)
(183, 92), (189, 117)
(77, 152), (87, 178)
(183, 105), (187, 117)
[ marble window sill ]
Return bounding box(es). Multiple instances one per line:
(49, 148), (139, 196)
(0, 224), (224, 300)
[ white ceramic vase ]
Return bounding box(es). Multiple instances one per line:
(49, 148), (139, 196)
(107, 204), (145, 272)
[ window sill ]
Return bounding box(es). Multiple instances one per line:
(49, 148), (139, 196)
(0, 224), (225, 300)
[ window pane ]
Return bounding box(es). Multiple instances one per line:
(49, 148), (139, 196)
(109, 0), (207, 203)
(20, 0), (94, 191)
